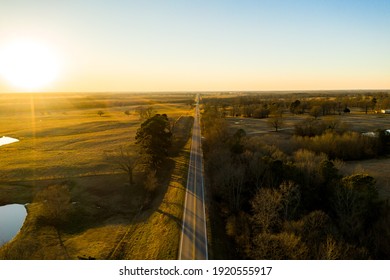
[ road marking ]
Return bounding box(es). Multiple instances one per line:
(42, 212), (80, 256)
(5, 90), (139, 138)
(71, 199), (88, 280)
(179, 94), (207, 260)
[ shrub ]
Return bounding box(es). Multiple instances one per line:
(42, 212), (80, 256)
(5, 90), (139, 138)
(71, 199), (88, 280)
(251, 232), (308, 259)
(293, 131), (381, 160)
(35, 184), (73, 228)
(294, 117), (345, 137)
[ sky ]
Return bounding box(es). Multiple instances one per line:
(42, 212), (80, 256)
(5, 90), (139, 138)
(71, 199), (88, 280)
(0, 0), (389, 92)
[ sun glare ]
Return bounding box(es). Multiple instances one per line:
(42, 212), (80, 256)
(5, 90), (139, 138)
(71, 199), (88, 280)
(0, 39), (61, 91)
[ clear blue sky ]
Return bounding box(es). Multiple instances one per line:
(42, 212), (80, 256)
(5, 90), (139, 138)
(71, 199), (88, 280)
(0, 0), (389, 92)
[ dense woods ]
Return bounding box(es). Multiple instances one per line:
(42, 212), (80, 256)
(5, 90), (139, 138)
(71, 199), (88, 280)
(202, 92), (390, 259)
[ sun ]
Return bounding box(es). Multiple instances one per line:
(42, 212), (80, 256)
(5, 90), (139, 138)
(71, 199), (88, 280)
(0, 39), (61, 91)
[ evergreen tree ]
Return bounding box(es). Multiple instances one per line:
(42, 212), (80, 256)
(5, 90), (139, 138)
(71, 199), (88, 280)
(135, 114), (172, 168)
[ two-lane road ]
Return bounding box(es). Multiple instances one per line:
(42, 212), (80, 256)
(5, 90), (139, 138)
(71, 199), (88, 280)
(179, 95), (208, 260)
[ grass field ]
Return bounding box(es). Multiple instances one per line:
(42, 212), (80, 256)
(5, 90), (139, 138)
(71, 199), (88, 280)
(226, 111), (390, 135)
(0, 92), (194, 259)
(0, 93), (193, 182)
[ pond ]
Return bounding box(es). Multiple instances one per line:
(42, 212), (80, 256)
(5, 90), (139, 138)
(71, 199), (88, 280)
(0, 136), (19, 147)
(0, 204), (27, 245)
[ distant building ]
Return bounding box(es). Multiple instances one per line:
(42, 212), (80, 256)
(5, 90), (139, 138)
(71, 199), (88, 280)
(363, 130), (390, 137)
(381, 109), (390, 114)
(362, 132), (378, 138)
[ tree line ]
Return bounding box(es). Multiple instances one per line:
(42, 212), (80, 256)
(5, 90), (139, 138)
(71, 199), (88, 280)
(203, 92), (390, 119)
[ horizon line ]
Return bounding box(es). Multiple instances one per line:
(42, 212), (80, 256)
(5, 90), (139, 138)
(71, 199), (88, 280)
(1, 88), (389, 95)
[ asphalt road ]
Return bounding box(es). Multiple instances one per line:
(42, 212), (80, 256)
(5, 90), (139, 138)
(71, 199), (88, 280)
(179, 96), (208, 260)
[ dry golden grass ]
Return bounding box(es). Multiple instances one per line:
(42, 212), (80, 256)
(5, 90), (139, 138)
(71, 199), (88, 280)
(0, 93), (193, 182)
(0, 92), (193, 259)
(109, 141), (191, 259)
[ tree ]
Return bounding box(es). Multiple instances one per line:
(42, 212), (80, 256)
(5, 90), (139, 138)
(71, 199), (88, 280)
(293, 149), (328, 210)
(324, 117), (341, 131)
(268, 116), (284, 132)
(251, 188), (282, 233)
(97, 110), (104, 117)
(224, 162), (246, 211)
(135, 114), (172, 168)
(332, 174), (378, 241)
(136, 106), (155, 119)
(230, 129), (246, 155)
(279, 181), (301, 220)
(290, 100), (302, 114)
(320, 102), (334, 116)
(309, 106), (322, 119)
(124, 110), (131, 116)
(253, 106), (270, 118)
(371, 97), (377, 111)
(299, 210), (333, 258)
(105, 147), (139, 186)
(35, 184), (73, 228)
(251, 232), (308, 260)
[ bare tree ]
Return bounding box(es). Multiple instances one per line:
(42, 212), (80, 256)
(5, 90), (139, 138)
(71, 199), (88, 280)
(279, 181), (301, 220)
(136, 106), (155, 119)
(251, 232), (308, 259)
(332, 174), (377, 241)
(226, 163), (245, 211)
(332, 185), (361, 239)
(251, 188), (282, 233)
(320, 236), (341, 260)
(268, 115), (284, 132)
(106, 147), (140, 186)
(324, 117), (341, 130)
(248, 153), (267, 189)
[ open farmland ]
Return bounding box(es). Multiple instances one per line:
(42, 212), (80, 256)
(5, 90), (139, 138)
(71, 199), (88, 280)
(0, 92), (194, 259)
(0, 93), (193, 181)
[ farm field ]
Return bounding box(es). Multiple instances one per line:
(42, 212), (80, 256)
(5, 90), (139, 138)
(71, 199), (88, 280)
(226, 112), (390, 135)
(0, 93), (193, 182)
(0, 92), (194, 259)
